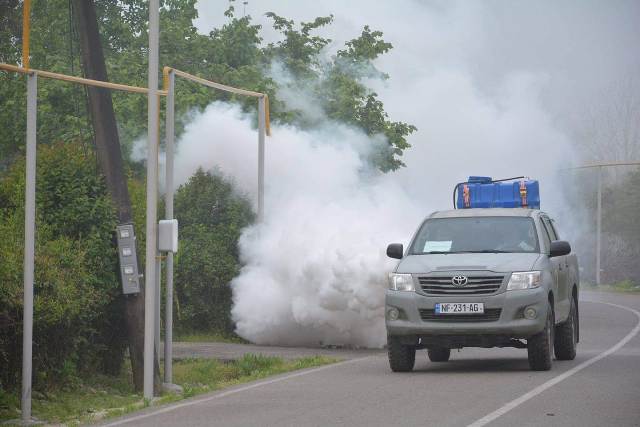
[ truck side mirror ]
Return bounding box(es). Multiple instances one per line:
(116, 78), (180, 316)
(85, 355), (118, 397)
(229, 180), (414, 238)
(549, 240), (571, 257)
(387, 243), (404, 259)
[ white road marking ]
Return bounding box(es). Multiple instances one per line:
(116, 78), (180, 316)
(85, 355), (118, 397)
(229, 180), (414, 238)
(100, 356), (371, 426)
(467, 301), (640, 427)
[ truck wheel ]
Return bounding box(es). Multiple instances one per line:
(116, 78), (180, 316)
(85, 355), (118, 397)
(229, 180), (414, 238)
(427, 348), (451, 362)
(554, 297), (578, 360)
(387, 336), (416, 372)
(527, 303), (554, 371)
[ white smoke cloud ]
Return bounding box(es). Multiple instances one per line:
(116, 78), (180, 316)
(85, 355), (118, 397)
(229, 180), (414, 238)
(174, 77), (571, 348)
(174, 104), (423, 347)
(168, 0), (640, 346)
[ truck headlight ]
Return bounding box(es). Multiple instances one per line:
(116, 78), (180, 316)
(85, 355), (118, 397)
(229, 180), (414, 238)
(388, 273), (415, 292)
(507, 271), (541, 290)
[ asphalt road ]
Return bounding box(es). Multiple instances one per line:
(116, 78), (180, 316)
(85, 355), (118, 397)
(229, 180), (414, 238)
(101, 291), (640, 427)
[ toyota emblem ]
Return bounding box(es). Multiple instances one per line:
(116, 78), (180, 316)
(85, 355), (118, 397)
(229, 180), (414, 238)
(452, 275), (468, 287)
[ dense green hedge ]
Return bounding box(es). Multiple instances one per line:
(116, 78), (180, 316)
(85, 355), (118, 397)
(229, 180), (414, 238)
(173, 169), (255, 335)
(0, 142), (125, 389)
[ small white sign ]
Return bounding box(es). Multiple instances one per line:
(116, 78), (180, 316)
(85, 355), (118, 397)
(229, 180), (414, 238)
(423, 241), (452, 252)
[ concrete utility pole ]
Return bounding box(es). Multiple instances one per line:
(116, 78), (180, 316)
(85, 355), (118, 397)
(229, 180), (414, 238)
(144, 0), (160, 400)
(73, 0), (154, 389)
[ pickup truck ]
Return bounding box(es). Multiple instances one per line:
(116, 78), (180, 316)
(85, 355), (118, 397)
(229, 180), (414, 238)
(385, 208), (579, 371)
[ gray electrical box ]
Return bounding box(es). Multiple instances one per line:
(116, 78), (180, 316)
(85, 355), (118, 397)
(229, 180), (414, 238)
(158, 219), (179, 253)
(116, 224), (141, 294)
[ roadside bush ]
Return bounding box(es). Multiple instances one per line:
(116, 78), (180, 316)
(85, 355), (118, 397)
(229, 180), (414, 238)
(173, 168), (254, 335)
(0, 142), (125, 389)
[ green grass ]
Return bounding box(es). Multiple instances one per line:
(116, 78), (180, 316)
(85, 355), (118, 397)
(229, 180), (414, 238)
(173, 331), (248, 344)
(0, 369), (139, 426)
(0, 354), (338, 425)
(582, 280), (640, 293)
(171, 354), (337, 398)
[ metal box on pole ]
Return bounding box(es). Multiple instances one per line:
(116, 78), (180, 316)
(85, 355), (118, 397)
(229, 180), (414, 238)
(158, 219), (179, 253)
(116, 224), (141, 294)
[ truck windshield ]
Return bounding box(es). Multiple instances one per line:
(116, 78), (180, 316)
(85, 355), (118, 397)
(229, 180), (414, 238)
(409, 216), (539, 254)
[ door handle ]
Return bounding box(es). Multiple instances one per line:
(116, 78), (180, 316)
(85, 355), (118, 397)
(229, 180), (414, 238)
(558, 264), (563, 271)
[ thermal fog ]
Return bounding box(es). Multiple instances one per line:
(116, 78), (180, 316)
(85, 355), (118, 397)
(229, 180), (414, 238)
(175, 104), (423, 347)
(169, 1), (640, 346)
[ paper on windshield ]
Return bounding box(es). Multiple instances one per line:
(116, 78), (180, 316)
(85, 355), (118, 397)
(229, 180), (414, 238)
(423, 241), (452, 252)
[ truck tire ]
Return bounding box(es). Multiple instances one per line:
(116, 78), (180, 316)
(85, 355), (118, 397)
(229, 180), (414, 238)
(427, 348), (451, 362)
(527, 303), (554, 371)
(387, 336), (416, 372)
(554, 297), (578, 360)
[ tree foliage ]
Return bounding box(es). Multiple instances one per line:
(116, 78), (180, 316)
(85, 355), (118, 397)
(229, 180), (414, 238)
(0, 142), (125, 389)
(262, 12), (416, 170)
(173, 169), (254, 334)
(0, 0), (414, 171)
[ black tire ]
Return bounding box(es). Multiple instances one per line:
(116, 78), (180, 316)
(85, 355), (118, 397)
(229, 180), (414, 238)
(528, 303), (554, 371)
(554, 297), (578, 360)
(427, 348), (451, 362)
(387, 336), (416, 372)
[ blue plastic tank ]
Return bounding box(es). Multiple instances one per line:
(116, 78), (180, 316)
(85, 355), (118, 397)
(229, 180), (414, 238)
(456, 177), (540, 209)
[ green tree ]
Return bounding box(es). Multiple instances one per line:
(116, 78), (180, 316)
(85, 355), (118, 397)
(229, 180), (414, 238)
(173, 169), (254, 334)
(263, 13), (416, 171)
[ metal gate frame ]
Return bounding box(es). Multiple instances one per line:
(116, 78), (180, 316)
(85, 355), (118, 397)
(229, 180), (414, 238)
(159, 66), (271, 385)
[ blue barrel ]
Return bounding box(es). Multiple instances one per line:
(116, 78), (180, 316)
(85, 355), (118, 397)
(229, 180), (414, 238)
(456, 177), (540, 209)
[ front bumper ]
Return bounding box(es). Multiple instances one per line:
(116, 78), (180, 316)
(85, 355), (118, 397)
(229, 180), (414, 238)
(385, 286), (548, 339)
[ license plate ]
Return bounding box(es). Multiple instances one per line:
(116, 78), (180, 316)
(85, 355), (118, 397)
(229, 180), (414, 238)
(435, 303), (484, 314)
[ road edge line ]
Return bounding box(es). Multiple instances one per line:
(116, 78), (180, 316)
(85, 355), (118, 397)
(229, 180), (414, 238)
(467, 300), (640, 427)
(100, 356), (372, 426)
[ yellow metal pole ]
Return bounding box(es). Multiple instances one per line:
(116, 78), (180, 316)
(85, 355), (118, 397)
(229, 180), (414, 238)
(264, 95), (271, 137)
(22, 0), (31, 69)
(162, 66), (170, 91)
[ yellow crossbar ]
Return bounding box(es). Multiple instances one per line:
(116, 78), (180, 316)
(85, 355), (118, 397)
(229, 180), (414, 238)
(0, 63), (166, 96)
(163, 66), (271, 135)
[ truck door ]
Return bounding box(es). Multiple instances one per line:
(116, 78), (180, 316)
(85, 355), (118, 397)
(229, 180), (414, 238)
(542, 216), (569, 321)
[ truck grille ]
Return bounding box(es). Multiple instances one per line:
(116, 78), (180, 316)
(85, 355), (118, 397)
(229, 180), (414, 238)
(419, 308), (502, 322)
(418, 275), (504, 295)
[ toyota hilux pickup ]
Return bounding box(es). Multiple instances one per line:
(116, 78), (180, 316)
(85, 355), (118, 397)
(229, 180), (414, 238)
(385, 208), (579, 371)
